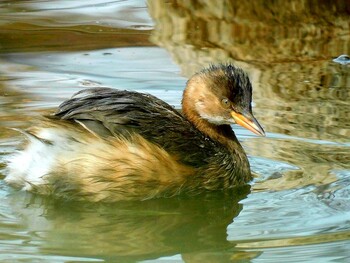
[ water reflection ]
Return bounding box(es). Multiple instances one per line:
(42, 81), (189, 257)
(3, 186), (258, 262)
(147, 0), (350, 196)
(0, 0), (349, 262)
(148, 1), (349, 69)
(148, 0), (350, 144)
(0, 0), (153, 52)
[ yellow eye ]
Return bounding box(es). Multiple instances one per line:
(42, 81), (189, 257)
(221, 98), (230, 108)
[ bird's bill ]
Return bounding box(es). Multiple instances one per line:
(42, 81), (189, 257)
(231, 111), (265, 136)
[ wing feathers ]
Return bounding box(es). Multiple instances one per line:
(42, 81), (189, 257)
(53, 88), (218, 167)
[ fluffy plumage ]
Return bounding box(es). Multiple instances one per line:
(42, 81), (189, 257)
(5, 64), (264, 202)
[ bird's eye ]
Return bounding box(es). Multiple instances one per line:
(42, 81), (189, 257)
(221, 98), (230, 108)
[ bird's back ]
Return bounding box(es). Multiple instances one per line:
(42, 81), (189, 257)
(54, 88), (219, 167)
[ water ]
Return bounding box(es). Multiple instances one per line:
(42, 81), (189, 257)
(0, 1), (349, 262)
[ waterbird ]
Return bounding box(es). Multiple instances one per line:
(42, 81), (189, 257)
(5, 64), (265, 202)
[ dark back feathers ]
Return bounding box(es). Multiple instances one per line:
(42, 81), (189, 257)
(54, 88), (222, 167)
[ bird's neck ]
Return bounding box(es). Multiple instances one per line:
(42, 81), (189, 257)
(184, 107), (251, 175)
(182, 105), (242, 151)
(182, 94), (251, 182)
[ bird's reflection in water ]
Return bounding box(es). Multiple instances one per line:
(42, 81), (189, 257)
(7, 185), (261, 262)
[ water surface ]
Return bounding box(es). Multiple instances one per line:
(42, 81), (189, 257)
(0, 1), (349, 262)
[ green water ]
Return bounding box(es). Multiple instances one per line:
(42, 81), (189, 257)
(0, 1), (349, 262)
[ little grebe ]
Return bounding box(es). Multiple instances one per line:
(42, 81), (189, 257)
(5, 64), (265, 202)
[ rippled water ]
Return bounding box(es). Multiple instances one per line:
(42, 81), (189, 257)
(0, 1), (349, 262)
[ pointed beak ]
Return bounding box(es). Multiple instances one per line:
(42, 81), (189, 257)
(230, 110), (265, 136)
